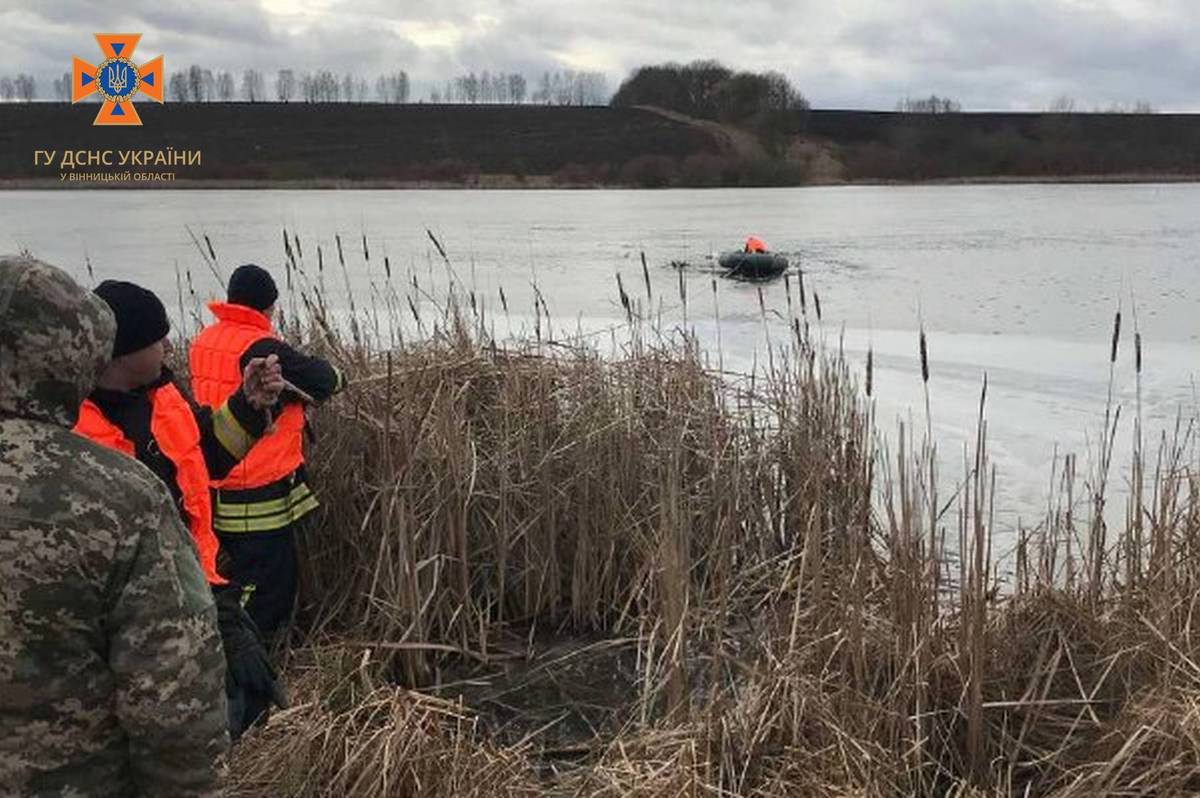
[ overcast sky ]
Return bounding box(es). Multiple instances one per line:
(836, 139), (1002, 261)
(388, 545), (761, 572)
(2, 0), (1197, 110)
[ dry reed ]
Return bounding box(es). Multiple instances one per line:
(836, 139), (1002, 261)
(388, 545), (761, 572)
(219, 231), (1200, 797)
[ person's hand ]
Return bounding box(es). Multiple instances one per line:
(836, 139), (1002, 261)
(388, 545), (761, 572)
(242, 354), (284, 410)
(213, 587), (288, 740)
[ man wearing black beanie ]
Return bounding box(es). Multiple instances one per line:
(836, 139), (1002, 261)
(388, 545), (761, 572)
(227, 263), (279, 312)
(74, 279), (290, 740)
(190, 264), (345, 643)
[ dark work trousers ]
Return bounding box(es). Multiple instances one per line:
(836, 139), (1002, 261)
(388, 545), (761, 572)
(217, 525), (300, 642)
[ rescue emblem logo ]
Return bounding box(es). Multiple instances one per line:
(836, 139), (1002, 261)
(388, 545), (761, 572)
(72, 34), (163, 126)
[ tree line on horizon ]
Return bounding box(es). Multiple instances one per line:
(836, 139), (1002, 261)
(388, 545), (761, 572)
(15, 67), (606, 106)
(0, 63), (1160, 115)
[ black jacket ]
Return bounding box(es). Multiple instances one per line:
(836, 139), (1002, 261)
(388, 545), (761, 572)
(239, 338), (343, 407)
(87, 367), (267, 512)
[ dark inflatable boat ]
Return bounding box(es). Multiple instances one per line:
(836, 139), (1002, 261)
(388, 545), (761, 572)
(718, 251), (789, 280)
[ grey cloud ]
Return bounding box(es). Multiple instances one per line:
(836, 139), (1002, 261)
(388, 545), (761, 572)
(2, 0), (1199, 109)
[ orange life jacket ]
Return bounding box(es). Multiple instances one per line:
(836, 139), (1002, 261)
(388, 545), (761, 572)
(744, 236), (767, 253)
(74, 384), (226, 585)
(189, 302), (304, 490)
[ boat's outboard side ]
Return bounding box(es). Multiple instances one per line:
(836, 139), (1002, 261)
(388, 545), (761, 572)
(718, 251), (789, 279)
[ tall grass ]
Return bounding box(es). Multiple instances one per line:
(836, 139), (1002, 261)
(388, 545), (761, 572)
(223, 231), (1200, 797)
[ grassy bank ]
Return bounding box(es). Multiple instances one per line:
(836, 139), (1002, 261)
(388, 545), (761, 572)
(201, 232), (1200, 796)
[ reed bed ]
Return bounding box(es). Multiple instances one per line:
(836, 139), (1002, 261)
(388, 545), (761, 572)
(215, 231), (1200, 797)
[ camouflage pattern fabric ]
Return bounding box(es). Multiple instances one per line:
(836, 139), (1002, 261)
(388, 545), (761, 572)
(0, 256), (229, 797)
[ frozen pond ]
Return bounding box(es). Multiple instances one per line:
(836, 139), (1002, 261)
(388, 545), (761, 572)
(4, 184), (1199, 538)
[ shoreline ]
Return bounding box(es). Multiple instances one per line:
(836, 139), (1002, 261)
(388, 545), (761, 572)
(3, 172), (1200, 190)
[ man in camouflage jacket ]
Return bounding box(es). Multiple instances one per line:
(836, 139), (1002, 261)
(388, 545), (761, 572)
(0, 255), (229, 796)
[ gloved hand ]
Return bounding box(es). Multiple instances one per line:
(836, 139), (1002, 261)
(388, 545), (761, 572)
(213, 586), (289, 740)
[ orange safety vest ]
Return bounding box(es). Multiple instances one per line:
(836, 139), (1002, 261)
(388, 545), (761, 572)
(189, 301), (305, 490)
(74, 384), (225, 585)
(744, 236), (767, 253)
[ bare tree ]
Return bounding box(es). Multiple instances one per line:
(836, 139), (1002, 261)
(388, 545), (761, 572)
(0, 77), (14, 101)
(323, 71), (340, 101)
(52, 71), (71, 101)
(186, 65), (204, 102)
(897, 94), (962, 113)
(169, 71), (188, 102)
(300, 71), (341, 102)
(242, 69), (265, 102)
(14, 74), (35, 101)
(551, 71), (567, 104)
(276, 69), (296, 102)
(216, 70), (235, 101)
(1048, 94), (1076, 113)
(580, 71), (608, 104)
(376, 71), (410, 103)
(508, 73), (526, 104)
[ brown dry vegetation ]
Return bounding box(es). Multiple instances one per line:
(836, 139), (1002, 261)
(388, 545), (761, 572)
(209, 233), (1200, 797)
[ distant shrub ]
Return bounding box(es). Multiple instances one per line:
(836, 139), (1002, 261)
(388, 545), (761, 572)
(554, 162), (612, 186)
(735, 157), (809, 187)
(678, 153), (729, 187)
(619, 154), (676, 188)
(611, 60), (808, 134)
(416, 158), (479, 183)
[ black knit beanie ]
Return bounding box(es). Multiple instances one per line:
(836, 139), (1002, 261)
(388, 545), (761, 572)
(227, 264), (278, 312)
(93, 280), (170, 358)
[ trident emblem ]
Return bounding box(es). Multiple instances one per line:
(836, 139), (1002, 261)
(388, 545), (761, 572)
(107, 63), (129, 95)
(72, 33), (164, 126)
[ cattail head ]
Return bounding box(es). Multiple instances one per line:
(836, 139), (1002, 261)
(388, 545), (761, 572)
(814, 291), (822, 322)
(866, 347), (874, 397)
(499, 285), (508, 313)
(1110, 311), (1121, 364)
(798, 269), (807, 315)
(1135, 331), (1142, 375)
(640, 251), (652, 302)
(919, 329), (930, 383)
(616, 273), (631, 319)
(425, 229), (449, 262)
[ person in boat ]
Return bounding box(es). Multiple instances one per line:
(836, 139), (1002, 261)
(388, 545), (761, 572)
(744, 236), (768, 253)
